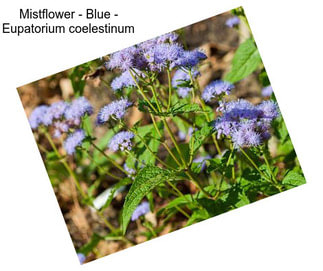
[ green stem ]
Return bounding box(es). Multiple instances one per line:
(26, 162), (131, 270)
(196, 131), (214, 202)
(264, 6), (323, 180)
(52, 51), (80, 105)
(166, 69), (172, 111)
(44, 131), (87, 199)
(91, 143), (128, 175)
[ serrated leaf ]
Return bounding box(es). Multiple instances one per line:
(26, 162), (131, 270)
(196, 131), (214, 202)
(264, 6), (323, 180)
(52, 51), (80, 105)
(224, 39), (262, 83)
(122, 165), (175, 234)
(282, 170), (306, 187)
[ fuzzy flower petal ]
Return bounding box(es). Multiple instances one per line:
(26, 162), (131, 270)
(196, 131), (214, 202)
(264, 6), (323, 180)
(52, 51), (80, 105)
(43, 101), (68, 126)
(131, 202), (150, 221)
(109, 131), (134, 152)
(64, 97), (93, 123)
(64, 129), (86, 155)
(261, 85), (273, 97)
(111, 71), (137, 91)
(202, 80), (234, 102)
(29, 105), (48, 129)
(97, 98), (132, 124)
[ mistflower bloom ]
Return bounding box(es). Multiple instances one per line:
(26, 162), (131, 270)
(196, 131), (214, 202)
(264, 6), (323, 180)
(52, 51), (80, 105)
(131, 202), (150, 221)
(193, 155), (212, 171)
(53, 121), (69, 138)
(97, 98), (132, 124)
(29, 105), (48, 129)
(77, 253), (86, 264)
(106, 46), (139, 71)
(43, 101), (68, 126)
(123, 163), (136, 178)
(257, 100), (280, 120)
(213, 99), (279, 148)
(64, 129), (86, 155)
(111, 71), (137, 91)
(156, 32), (179, 44)
(172, 68), (200, 87)
(225, 16), (240, 28)
(177, 87), (191, 98)
(261, 85), (273, 97)
(108, 131), (135, 152)
(64, 97), (93, 124)
(202, 80), (234, 102)
(144, 43), (184, 71)
(174, 49), (207, 68)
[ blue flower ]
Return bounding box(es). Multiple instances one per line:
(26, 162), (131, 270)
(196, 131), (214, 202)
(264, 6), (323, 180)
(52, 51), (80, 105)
(77, 253), (86, 264)
(178, 130), (187, 141)
(29, 105), (48, 129)
(131, 202), (150, 221)
(53, 121), (69, 138)
(177, 87), (191, 98)
(63, 129), (86, 155)
(202, 80), (234, 102)
(213, 99), (279, 148)
(109, 131), (134, 152)
(97, 98), (132, 124)
(43, 101), (68, 126)
(225, 16), (240, 28)
(261, 85), (273, 97)
(64, 97), (93, 125)
(106, 46), (140, 71)
(123, 163), (136, 178)
(144, 43), (184, 71)
(173, 49), (206, 68)
(111, 71), (137, 91)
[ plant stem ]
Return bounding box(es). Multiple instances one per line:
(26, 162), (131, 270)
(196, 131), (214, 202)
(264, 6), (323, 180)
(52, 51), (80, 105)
(166, 69), (172, 111)
(44, 131), (87, 199)
(91, 143), (128, 175)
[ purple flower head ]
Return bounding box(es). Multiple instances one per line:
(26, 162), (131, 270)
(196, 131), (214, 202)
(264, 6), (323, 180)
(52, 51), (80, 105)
(43, 101), (68, 126)
(123, 163), (136, 178)
(144, 43), (184, 71)
(97, 98), (132, 124)
(131, 202), (150, 221)
(53, 121), (69, 138)
(202, 80), (234, 102)
(111, 71), (137, 91)
(193, 155), (211, 171)
(172, 68), (200, 87)
(214, 99), (279, 148)
(261, 85), (273, 97)
(109, 131), (134, 152)
(64, 97), (93, 123)
(225, 16), (240, 28)
(29, 105), (48, 129)
(77, 253), (86, 264)
(257, 100), (280, 120)
(174, 49), (206, 68)
(106, 46), (140, 71)
(177, 87), (191, 98)
(157, 32), (179, 44)
(64, 129), (86, 155)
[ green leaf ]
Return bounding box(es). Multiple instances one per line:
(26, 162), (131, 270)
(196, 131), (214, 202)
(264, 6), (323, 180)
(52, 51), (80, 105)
(224, 38), (262, 83)
(77, 233), (102, 255)
(282, 170), (306, 188)
(135, 122), (163, 164)
(166, 143), (190, 169)
(186, 209), (209, 226)
(189, 123), (213, 155)
(122, 165), (175, 234)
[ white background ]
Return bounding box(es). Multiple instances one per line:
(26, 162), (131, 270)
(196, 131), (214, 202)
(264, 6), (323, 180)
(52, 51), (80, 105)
(0, 0), (322, 270)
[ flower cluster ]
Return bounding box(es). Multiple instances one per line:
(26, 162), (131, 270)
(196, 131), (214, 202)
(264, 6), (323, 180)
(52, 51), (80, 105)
(97, 98), (132, 124)
(202, 80), (234, 102)
(214, 99), (279, 148)
(29, 97), (93, 154)
(63, 129), (86, 155)
(131, 201), (150, 221)
(109, 131), (135, 152)
(105, 32), (206, 76)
